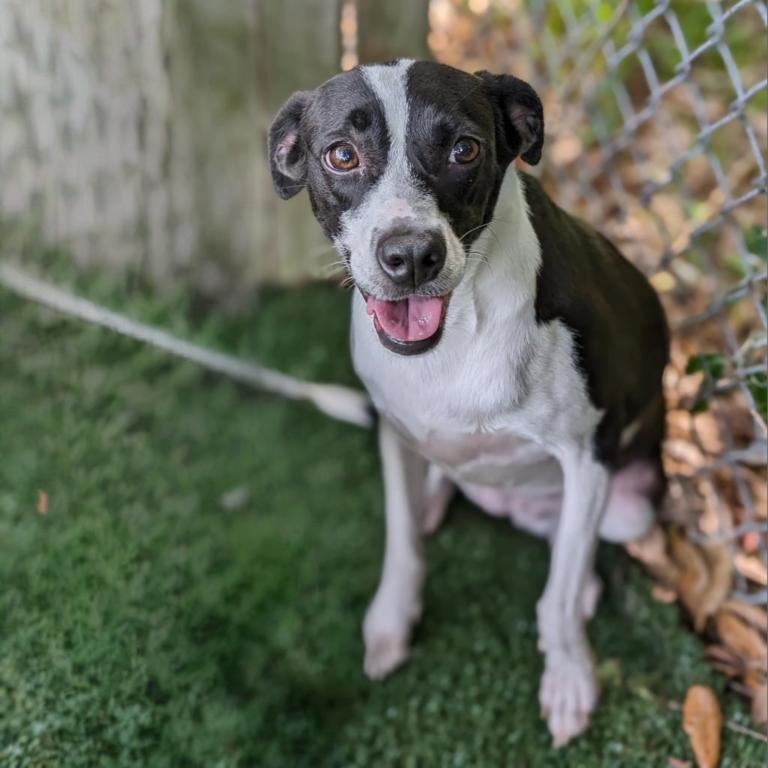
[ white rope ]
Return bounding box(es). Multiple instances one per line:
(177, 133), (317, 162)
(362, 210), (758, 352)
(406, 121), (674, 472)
(0, 263), (374, 429)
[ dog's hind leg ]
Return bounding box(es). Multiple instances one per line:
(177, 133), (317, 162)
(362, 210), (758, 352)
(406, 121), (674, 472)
(363, 418), (429, 680)
(421, 463), (456, 535)
(599, 460), (662, 543)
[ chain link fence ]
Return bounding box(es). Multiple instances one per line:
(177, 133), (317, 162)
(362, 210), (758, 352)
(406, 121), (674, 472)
(505, 0), (767, 607)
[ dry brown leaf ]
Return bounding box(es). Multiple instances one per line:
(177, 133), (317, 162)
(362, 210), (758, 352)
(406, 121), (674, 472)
(682, 685), (722, 768)
(699, 544), (732, 620)
(721, 600), (768, 634)
(704, 645), (744, 678)
(652, 584), (678, 603)
(743, 531), (762, 553)
(36, 490), (48, 515)
(626, 525), (680, 584)
(672, 538), (731, 631)
(750, 682), (768, 725)
(734, 553), (768, 586)
(715, 612), (768, 672)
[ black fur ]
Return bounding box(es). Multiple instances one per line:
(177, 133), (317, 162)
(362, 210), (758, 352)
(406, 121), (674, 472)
(522, 174), (669, 472)
(405, 62), (544, 246)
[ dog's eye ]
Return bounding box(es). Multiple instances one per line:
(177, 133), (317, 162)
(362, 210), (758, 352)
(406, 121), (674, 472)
(450, 138), (480, 164)
(325, 143), (360, 172)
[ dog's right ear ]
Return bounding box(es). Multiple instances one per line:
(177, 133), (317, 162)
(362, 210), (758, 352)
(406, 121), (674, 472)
(268, 91), (313, 200)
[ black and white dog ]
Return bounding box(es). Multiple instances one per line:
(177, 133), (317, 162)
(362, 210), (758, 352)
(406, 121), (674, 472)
(269, 60), (669, 746)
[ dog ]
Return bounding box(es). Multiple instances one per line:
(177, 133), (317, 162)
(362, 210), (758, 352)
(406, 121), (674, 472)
(268, 59), (669, 746)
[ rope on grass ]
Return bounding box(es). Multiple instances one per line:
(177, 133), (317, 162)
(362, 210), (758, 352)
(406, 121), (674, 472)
(0, 263), (374, 429)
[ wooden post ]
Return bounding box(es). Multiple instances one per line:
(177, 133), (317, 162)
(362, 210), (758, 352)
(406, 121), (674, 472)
(166, 0), (341, 301)
(252, 0), (342, 284)
(356, 0), (431, 65)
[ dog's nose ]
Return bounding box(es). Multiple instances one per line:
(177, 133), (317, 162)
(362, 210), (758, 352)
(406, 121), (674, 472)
(376, 230), (447, 288)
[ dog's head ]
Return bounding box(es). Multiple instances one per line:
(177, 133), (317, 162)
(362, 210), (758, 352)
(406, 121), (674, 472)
(269, 60), (543, 356)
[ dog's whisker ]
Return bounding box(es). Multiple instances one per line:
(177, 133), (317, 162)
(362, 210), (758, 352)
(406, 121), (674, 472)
(459, 218), (510, 245)
(320, 260), (350, 275)
(466, 252), (494, 277)
(459, 221), (492, 242)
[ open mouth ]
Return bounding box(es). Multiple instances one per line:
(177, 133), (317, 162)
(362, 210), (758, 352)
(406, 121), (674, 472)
(362, 291), (449, 355)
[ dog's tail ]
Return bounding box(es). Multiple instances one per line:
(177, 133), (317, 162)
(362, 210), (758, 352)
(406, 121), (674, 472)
(0, 263), (375, 429)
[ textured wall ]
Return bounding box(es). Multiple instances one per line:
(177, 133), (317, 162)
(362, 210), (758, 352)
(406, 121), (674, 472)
(0, 0), (341, 300)
(0, 0), (180, 278)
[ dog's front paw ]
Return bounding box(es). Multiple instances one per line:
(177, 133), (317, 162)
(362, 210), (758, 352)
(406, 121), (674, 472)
(363, 633), (410, 679)
(539, 650), (599, 747)
(362, 591), (421, 680)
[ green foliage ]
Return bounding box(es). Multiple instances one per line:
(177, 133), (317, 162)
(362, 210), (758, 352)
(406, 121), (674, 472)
(746, 371), (767, 424)
(686, 352), (726, 414)
(685, 352), (727, 379)
(724, 226), (767, 278)
(685, 351), (767, 423)
(0, 274), (763, 766)
(745, 226), (768, 263)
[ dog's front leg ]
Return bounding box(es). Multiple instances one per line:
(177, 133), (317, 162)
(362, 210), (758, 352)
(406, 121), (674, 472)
(537, 447), (610, 747)
(363, 416), (428, 680)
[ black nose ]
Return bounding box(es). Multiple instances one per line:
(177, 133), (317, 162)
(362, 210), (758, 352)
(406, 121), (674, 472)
(376, 230), (447, 288)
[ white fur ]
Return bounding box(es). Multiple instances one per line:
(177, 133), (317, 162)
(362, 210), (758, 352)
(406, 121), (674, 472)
(363, 418), (427, 679)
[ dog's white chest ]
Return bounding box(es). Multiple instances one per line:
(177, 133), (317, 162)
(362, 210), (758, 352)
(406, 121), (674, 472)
(352, 293), (569, 500)
(406, 422), (560, 491)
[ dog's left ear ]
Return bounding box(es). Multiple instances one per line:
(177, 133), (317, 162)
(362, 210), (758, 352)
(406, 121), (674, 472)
(268, 91), (314, 200)
(475, 71), (544, 166)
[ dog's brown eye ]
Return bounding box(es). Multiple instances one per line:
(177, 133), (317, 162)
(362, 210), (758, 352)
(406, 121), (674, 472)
(326, 143), (360, 172)
(450, 138), (480, 164)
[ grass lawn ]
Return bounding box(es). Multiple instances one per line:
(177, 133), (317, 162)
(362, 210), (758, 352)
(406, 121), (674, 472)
(0, 266), (762, 767)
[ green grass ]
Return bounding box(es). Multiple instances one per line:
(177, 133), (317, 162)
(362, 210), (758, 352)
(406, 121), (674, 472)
(0, 270), (762, 767)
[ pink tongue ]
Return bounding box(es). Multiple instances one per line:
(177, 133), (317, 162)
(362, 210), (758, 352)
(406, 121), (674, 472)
(366, 295), (445, 342)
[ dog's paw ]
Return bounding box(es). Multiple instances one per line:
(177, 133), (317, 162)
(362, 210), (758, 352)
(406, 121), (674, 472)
(362, 591), (420, 680)
(363, 633), (410, 679)
(539, 651), (598, 747)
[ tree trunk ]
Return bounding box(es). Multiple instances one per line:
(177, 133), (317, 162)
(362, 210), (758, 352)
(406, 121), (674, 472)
(356, 0), (431, 65)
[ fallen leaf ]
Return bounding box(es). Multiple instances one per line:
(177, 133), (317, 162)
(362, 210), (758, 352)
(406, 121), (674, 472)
(36, 490), (48, 515)
(699, 544), (732, 621)
(721, 600), (768, 634)
(672, 538), (732, 631)
(626, 525), (680, 584)
(742, 531), (761, 553)
(750, 682), (768, 725)
(652, 584), (678, 603)
(715, 612), (768, 672)
(704, 645), (744, 678)
(650, 270), (676, 292)
(682, 685), (722, 768)
(734, 552), (768, 586)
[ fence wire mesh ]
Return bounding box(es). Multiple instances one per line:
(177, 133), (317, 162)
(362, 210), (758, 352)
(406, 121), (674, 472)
(517, 0), (767, 605)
